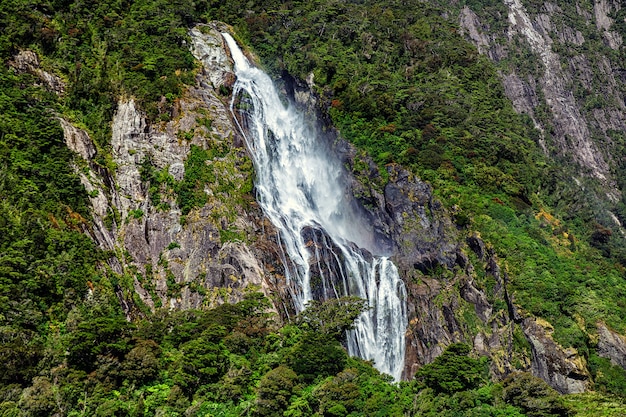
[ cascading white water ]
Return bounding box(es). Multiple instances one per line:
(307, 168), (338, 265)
(222, 33), (407, 381)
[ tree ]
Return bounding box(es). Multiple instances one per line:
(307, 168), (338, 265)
(285, 332), (347, 382)
(296, 296), (369, 341)
(170, 326), (229, 393)
(254, 365), (299, 417)
(66, 313), (133, 372)
(18, 377), (57, 417)
(502, 373), (572, 417)
(313, 368), (361, 416)
(415, 343), (487, 394)
(121, 339), (161, 385)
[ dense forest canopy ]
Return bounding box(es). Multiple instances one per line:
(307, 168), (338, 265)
(1, 0), (626, 415)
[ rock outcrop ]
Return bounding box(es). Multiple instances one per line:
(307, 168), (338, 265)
(503, 0), (613, 185)
(9, 50), (66, 96)
(597, 323), (626, 370)
(522, 318), (590, 393)
(60, 23), (285, 316)
(458, 0), (625, 204)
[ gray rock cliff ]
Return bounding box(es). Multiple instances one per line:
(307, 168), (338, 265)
(45, 17), (620, 392)
(458, 0), (625, 202)
(452, 0), (626, 390)
(60, 23), (285, 316)
(277, 59), (550, 384)
(597, 323), (626, 370)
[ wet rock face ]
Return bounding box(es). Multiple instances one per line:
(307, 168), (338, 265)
(403, 276), (456, 376)
(299, 225), (380, 302)
(382, 164), (460, 279)
(348, 162), (474, 379)
(301, 226), (350, 301)
(280, 66), (461, 275)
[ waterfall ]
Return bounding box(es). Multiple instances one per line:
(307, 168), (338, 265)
(222, 33), (407, 381)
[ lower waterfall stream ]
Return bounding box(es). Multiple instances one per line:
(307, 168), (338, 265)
(222, 33), (407, 381)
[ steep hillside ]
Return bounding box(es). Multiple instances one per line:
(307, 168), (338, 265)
(2, 0), (626, 415)
(228, 0), (626, 392)
(450, 0), (626, 255)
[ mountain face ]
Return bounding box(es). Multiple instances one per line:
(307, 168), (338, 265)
(68, 25), (280, 313)
(3, 0), (626, 414)
(449, 0), (626, 387)
(47, 18), (622, 393)
(456, 0), (626, 222)
(56, 23), (474, 382)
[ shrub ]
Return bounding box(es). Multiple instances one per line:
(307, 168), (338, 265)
(415, 343), (487, 394)
(285, 332), (347, 382)
(254, 366), (299, 417)
(502, 372), (572, 417)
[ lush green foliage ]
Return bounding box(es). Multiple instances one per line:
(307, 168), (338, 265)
(3, 0), (626, 415)
(587, 354), (626, 398)
(501, 373), (572, 417)
(296, 297), (369, 341)
(0, 66), (100, 387)
(415, 343), (487, 394)
(212, 0), (626, 365)
(6, 294), (593, 416)
(0, 0), (206, 152)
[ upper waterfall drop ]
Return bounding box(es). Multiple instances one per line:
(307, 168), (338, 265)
(221, 32), (407, 381)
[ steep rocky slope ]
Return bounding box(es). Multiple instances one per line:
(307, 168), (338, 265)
(449, 0), (626, 390)
(6, 1), (626, 413)
(457, 0), (626, 222)
(56, 24), (286, 315)
(272, 20), (602, 390)
(34, 17), (624, 392)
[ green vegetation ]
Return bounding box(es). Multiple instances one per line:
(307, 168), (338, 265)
(177, 144), (225, 215)
(2, 0), (626, 415)
(415, 343), (488, 394)
(139, 140), (254, 220)
(239, 0), (542, 196)
(211, 0), (626, 389)
(0, 65), (101, 389)
(588, 354), (626, 398)
(4, 292), (599, 416)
